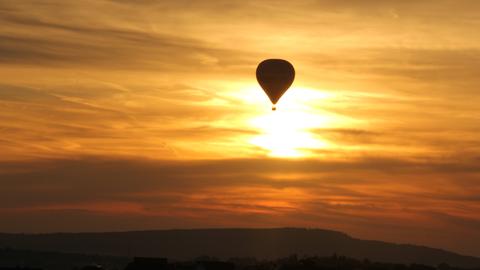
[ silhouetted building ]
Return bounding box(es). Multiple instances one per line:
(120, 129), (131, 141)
(81, 264), (104, 270)
(196, 261), (235, 270)
(125, 257), (169, 270)
(409, 264), (436, 270)
(0, 268), (42, 270)
(174, 261), (197, 270)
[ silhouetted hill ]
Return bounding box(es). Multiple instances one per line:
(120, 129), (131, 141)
(0, 228), (479, 268)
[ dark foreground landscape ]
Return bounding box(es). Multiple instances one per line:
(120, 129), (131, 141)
(1, 250), (480, 270)
(1, 228), (479, 270)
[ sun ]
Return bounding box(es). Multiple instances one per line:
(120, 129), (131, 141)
(250, 109), (329, 157)
(247, 86), (333, 158)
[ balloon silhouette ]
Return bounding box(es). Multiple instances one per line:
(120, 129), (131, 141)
(256, 59), (295, 110)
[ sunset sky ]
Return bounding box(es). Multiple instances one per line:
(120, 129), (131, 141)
(1, 0), (480, 257)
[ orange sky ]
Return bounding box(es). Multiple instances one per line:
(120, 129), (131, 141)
(0, 0), (480, 257)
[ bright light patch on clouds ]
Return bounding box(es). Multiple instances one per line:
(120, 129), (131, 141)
(248, 87), (334, 157)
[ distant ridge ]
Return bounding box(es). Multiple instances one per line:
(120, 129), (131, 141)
(0, 228), (479, 268)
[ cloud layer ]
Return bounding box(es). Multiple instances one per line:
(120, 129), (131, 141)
(1, 157), (479, 256)
(1, 0), (480, 258)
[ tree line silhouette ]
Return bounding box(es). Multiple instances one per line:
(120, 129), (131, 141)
(1, 248), (479, 270)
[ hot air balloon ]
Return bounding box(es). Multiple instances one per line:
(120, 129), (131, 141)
(256, 59), (295, 110)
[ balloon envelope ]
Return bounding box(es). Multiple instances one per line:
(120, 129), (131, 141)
(256, 59), (295, 106)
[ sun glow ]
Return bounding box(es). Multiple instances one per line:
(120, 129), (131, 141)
(250, 111), (328, 157)
(247, 86), (333, 158)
